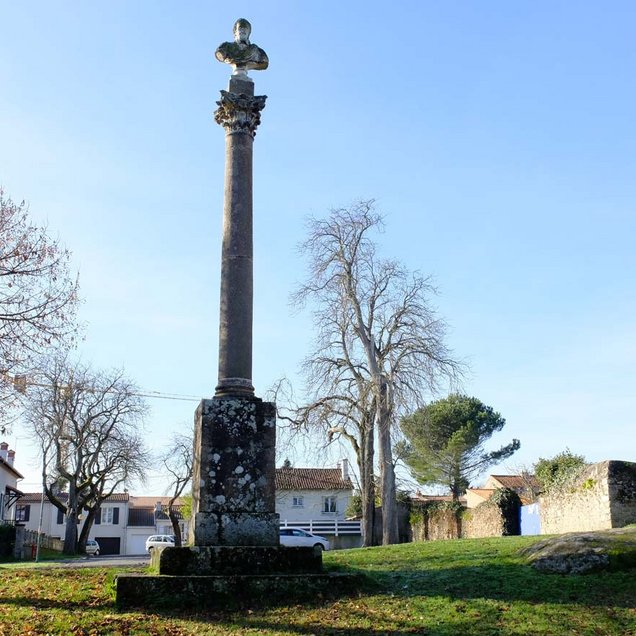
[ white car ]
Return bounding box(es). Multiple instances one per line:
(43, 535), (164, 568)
(279, 528), (330, 551)
(85, 539), (100, 556)
(145, 534), (175, 553)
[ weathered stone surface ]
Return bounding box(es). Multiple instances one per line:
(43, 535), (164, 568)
(154, 545), (322, 575)
(214, 73), (267, 397)
(521, 526), (636, 574)
(116, 572), (364, 611)
(190, 396), (278, 546)
(192, 512), (280, 546)
(539, 460), (636, 534)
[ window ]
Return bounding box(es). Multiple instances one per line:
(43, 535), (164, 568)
(292, 496), (304, 507)
(322, 496), (337, 514)
(15, 504), (30, 522)
(99, 506), (120, 525)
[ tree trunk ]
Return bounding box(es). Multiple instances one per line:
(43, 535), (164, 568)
(63, 507), (79, 555)
(78, 508), (96, 551)
(378, 384), (398, 545)
(168, 506), (183, 547)
(359, 423), (376, 547)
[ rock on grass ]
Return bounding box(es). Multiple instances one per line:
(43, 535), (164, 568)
(521, 526), (636, 574)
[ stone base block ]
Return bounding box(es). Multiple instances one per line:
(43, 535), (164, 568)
(192, 511), (279, 546)
(116, 572), (363, 610)
(191, 396), (279, 546)
(154, 545), (322, 575)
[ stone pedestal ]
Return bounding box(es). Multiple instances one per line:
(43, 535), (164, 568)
(190, 395), (279, 546)
(155, 545), (322, 575)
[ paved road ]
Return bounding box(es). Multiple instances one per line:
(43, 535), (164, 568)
(36, 554), (150, 568)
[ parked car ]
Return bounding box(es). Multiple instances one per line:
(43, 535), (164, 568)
(279, 528), (330, 551)
(85, 539), (100, 556)
(145, 534), (175, 553)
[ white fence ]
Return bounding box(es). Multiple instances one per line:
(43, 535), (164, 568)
(280, 519), (361, 536)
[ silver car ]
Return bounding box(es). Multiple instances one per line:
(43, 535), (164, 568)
(279, 528), (330, 551)
(85, 539), (100, 556)
(145, 534), (175, 553)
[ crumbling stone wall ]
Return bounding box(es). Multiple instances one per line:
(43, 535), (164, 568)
(462, 489), (521, 539)
(411, 490), (520, 541)
(410, 505), (461, 541)
(462, 503), (504, 538)
(539, 460), (636, 534)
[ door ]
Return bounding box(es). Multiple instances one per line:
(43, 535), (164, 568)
(94, 536), (121, 555)
(127, 534), (149, 555)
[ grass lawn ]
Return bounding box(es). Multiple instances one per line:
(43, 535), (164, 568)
(0, 535), (634, 635)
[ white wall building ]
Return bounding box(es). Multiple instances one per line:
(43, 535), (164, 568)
(275, 460), (354, 522)
(14, 461), (355, 554)
(17, 492), (130, 554)
(0, 441), (23, 522)
(16, 493), (189, 555)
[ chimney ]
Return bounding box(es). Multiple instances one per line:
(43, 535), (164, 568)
(0, 442), (8, 462)
(340, 458), (349, 481)
(7, 450), (15, 467)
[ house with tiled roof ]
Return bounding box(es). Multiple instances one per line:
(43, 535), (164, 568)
(16, 492), (190, 555)
(275, 460), (354, 522)
(126, 496), (188, 555)
(17, 492), (131, 555)
(0, 442), (23, 522)
(465, 474), (541, 508)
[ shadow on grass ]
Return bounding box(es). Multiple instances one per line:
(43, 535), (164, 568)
(0, 596), (113, 611)
(338, 561), (636, 609)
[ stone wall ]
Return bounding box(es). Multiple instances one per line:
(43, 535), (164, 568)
(462, 502), (508, 539)
(411, 508), (461, 541)
(539, 460), (636, 534)
(411, 489), (521, 542)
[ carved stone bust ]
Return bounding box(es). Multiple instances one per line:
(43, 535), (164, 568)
(215, 18), (269, 77)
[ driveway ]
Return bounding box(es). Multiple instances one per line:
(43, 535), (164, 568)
(35, 554), (150, 568)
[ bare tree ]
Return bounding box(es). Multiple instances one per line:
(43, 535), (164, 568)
(23, 357), (150, 555)
(159, 433), (193, 547)
(277, 379), (377, 546)
(284, 201), (462, 545)
(0, 191), (80, 428)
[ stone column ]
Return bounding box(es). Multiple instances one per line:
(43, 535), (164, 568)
(189, 25), (277, 547)
(214, 78), (266, 397)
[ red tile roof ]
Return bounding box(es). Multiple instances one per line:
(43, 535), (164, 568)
(130, 496), (185, 507)
(467, 488), (495, 499)
(20, 492), (130, 503)
(489, 474), (540, 490)
(411, 493), (467, 504)
(275, 468), (353, 491)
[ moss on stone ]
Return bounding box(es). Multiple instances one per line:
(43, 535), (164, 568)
(521, 526), (636, 574)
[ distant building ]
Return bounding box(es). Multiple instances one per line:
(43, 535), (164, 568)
(15, 460), (356, 554)
(275, 460), (354, 522)
(0, 441), (23, 522)
(465, 474), (541, 508)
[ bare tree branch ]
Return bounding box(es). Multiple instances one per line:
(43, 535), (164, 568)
(284, 201), (465, 545)
(23, 356), (150, 555)
(0, 191), (80, 428)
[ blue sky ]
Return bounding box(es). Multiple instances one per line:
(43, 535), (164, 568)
(1, 1), (634, 494)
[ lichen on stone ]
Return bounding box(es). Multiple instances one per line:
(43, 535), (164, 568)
(521, 526), (636, 574)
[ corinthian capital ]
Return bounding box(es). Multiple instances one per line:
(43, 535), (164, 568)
(214, 90), (267, 137)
